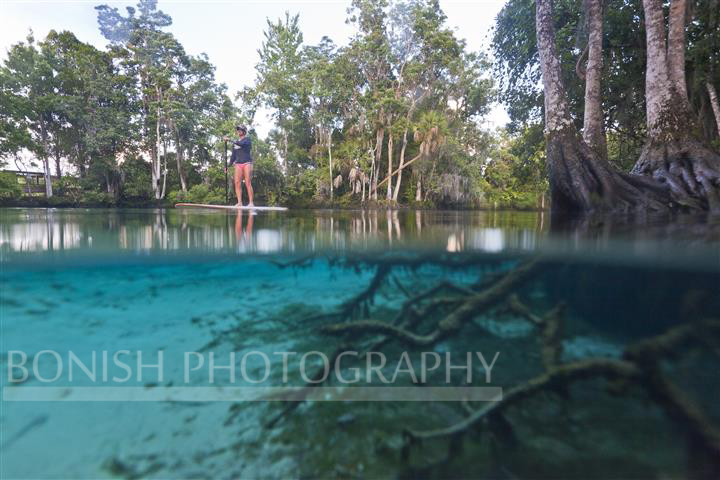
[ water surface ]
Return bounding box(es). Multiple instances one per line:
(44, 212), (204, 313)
(1, 208), (719, 479)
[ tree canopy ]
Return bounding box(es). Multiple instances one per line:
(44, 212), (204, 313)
(10, 0), (714, 210)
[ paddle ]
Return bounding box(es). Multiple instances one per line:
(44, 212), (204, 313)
(224, 139), (228, 204)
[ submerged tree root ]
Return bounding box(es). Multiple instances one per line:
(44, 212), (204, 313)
(404, 358), (642, 441)
(263, 252), (719, 478)
(320, 258), (541, 348)
(402, 319), (720, 478)
(265, 256), (539, 427)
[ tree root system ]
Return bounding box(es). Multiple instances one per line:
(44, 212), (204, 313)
(262, 253), (719, 479)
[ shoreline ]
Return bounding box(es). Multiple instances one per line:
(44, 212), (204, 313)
(0, 197), (546, 212)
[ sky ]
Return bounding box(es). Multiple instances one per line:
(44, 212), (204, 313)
(0, 0), (510, 138)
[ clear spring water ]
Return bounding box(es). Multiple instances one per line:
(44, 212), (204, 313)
(1, 208), (719, 479)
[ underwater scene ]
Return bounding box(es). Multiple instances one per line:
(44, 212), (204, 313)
(1, 208), (720, 479)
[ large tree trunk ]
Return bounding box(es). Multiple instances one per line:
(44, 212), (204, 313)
(43, 157), (53, 198)
(40, 123), (53, 198)
(667, 0), (689, 104)
(160, 138), (168, 200)
(361, 170), (366, 202)
(386, 132), (393, 200)
(373, 123), (384, 201)
(707, 82), (720, 138)
(150, 146), (159, 199)
(582, 0), (607, 159)
(631, 0), (720, 211)
(536, 0), (670, 213)
(283, 130), (289, 175)
(173, 123), (187, 193)
(328, 127), (334, 201)
(152, 89), (162, 200)
(54, 144), (62, 179)
(393, 127), (409, 202)
(392, 94), (425, 202)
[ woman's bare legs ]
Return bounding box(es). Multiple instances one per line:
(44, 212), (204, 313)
(242, 163), (254, 206)
(233, 164), (243, 206)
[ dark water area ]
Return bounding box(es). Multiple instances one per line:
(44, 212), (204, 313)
(1, 208), (719, 479)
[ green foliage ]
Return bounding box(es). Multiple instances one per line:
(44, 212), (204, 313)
(0, 33), (61, 196)
(285, 169), (321, 207)
(252, 0), (497, 206)
(482, 126), (547, 209)
(1, 0), (508, 209)
(253, 154), (285, 205)
(54, 176), (83, 201)
(120, 154), (152, 199)
(169, 184), (225, 205)
(79, 191), (116, 206)
(255, 12), (307, 173)
(0, 172), (22, 199)
(492, 0), (720, 173)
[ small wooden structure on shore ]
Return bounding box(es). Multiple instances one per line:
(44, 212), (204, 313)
(1, 170), (58, 195)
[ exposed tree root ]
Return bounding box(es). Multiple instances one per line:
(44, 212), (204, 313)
(262, 251), (719, 478)
(320, 259), (541, 348)
(503, 294), (543, 325)
(548, 129), (672, 213)
(261, 249), (720, 478)
(338, 264), (391, 319)
(403, 358), (642, 441)
(632, 137), (720, 212)
(323, 319), (440, 346)
(265, 258), (534, 427)
(502, 295), (565, 369)
(360, 283), (470, 357)
(402, 319), (720, 478)
(538, 303), (566, 369)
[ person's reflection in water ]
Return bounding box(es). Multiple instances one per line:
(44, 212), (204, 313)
(446, 231), (465, 252)
(235, 210), (254, 252)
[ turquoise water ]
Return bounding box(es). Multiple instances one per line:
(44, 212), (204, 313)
(1, 208), (719, 479)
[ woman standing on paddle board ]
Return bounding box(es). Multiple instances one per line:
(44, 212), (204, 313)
(224, 125), (254, 207)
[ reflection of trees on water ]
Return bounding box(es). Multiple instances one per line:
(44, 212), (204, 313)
(1, 209), (718, 257)
(0, 210), (83, 251)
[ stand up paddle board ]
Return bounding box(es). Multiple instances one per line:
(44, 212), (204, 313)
(175, 203), (288, 211)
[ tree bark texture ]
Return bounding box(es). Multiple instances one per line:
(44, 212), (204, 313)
(374, 124), (384, 201)
(173, 122), (187, 193)
(328, 127), (334, 201)
(707, 82), (720, 138)
(536, 0), (670, 212)
(40, 123), (53, 198)
(582, 0), (607, 159)
(386, 132), (394, 200)
(667, 0), (689, 104)
(632, 0), (720, 211)
(393, 127), (409, 202)
(152, 89), (162, 200)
